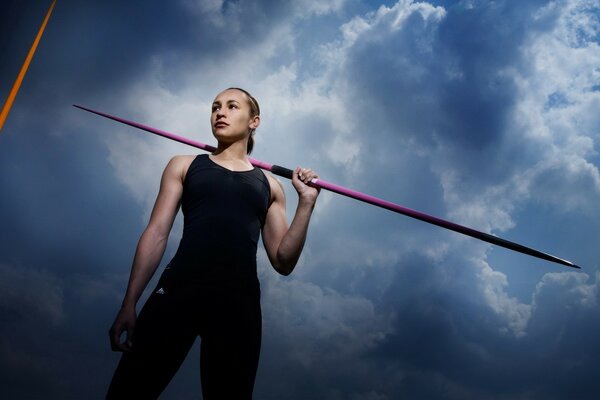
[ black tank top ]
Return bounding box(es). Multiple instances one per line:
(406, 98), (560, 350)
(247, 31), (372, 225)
(168, 154), (271, 283)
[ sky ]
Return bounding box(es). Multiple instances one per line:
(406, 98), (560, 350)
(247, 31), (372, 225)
(0, 0), (599, 398)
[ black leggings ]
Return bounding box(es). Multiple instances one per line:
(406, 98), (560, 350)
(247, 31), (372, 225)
(106, 276), (261, 399)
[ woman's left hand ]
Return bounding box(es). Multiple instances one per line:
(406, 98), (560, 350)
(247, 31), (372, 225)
(292, 167), (320, 203)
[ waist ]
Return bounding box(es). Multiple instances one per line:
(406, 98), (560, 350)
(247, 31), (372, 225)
(165, 255), (258, 284)
(154, 266), (261, 300)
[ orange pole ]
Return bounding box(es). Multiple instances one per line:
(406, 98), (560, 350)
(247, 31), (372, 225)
(0, 0), (57, 132)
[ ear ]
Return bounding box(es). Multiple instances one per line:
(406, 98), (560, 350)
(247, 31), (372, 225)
(249, 115), (260, 130)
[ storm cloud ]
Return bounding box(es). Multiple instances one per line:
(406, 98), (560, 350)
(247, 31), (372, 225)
(1, 0), (599, 399)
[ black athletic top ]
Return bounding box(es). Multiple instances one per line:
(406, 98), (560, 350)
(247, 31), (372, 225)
(167, 154), (271, 283)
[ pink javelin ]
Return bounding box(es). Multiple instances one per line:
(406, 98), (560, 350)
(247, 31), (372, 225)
(73, 104), (580, 269)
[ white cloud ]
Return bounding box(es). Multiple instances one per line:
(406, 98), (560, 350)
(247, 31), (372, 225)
(95, 1), (600, 396)
(507, 0), (600, 212)
(526, 270), (599, 353)
(476, 259), (532, 336)
(445, 0), (600, 336)
(339, 0), (445, 45)
(293, 0), (347, 18)
(533, 270), (598, 310)
(5, 0), (600, 398)
(261, 273), (391, 367)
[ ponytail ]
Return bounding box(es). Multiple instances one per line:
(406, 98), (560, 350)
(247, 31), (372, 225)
(247, 131), (255, 154)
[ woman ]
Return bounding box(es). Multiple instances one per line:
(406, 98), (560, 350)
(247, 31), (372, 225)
(106, 88), (319, 399)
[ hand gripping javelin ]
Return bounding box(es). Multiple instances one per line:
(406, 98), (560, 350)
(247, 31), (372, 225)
(74, 104), (580, 269)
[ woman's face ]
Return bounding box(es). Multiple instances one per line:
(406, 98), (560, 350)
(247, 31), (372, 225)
(211, 89), (259, 144)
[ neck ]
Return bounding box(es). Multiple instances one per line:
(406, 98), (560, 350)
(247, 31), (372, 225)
(212, 139), (248, 160)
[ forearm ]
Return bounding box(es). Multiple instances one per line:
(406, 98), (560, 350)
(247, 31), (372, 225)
(276, 197), (316, 275)
(121, 226), (169, 308)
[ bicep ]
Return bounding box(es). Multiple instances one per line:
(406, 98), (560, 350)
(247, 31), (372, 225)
(147, 158), (184, 237)
(262, 177), (288, 264)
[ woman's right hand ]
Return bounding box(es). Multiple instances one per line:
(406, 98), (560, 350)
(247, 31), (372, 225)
(109, 305), (137, 352)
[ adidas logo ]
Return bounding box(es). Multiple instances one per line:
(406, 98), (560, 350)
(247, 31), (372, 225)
(156, 288), (165, 295)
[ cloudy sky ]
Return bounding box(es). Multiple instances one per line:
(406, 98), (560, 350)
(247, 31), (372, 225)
(1, 0), (599, 398)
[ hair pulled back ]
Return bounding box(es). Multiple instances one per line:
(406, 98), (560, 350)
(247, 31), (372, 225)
(227, 87), (260, 154)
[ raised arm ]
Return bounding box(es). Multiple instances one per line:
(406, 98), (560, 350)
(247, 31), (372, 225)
(262, 167), (320, 276)
(109, 155), (190, 351)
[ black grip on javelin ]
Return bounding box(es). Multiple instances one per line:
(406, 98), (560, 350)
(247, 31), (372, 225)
(271, 164), (294, 179)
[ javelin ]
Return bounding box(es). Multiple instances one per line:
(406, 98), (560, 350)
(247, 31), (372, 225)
(0, 0), (57, 131)
(73, 104), (580, 269)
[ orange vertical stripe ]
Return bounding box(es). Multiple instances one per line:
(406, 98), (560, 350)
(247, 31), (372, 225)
(0, 0), (57, 132)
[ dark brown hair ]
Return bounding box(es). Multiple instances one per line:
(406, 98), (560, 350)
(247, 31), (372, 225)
(228, 87), (260, 154)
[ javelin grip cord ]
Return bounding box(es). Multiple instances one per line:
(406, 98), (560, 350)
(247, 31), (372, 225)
(270, 165), (294, 179)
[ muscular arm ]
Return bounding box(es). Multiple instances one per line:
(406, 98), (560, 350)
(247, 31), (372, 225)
(109, 155), (189, 351)
(262, 167), (319, 276)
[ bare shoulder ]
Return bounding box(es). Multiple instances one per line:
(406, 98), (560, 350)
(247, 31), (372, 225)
(165, 155), (197, 181)
(169, 154), (196, 167)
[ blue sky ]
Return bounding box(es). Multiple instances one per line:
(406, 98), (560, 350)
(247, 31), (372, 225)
(1, 0), (599, 398)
